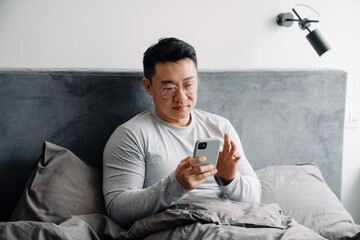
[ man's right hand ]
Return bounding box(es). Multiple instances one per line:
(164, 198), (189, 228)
(175, 156), (218, 190)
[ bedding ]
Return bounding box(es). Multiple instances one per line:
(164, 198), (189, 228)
(0, 197), (328, 239)
(9, 142), (106, 223)
(1, 142), (359, 240)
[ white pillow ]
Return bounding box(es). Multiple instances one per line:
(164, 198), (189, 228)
(256, 164), (359, 238)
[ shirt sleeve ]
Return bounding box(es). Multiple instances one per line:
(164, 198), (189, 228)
(102, 126), (189, 228)
(216, 121), (261, 203)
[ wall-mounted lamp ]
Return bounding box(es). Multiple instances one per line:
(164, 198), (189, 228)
(276, 8), (331, 57)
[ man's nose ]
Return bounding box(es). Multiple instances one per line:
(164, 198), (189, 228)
(174, 86), (188, 101)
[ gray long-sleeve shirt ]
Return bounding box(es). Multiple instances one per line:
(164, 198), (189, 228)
(103, 109), (261, 228)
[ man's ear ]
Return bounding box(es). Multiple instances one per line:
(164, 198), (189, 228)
(142, 78), (153, 95)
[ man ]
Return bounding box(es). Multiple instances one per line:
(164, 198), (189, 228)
(103, 38), (261, 228)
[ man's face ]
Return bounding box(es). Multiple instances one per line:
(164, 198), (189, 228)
(143, 58), (198, 127)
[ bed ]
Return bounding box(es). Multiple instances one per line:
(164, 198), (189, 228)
(0, 68), (359, 239)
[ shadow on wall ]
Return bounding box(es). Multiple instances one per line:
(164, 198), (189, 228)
(343, 170), (360, 224)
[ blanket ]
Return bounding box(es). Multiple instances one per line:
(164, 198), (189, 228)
(0, 196), (351, 239)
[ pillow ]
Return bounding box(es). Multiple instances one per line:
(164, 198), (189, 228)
(256, 164), (359, 237)
(10, 141), (106, 223)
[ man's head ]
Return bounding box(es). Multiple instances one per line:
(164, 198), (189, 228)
(143, 37), (197, 82)
(142, 38), (199, 127)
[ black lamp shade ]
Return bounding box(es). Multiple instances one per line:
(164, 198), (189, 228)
(306, 29), (331, 57)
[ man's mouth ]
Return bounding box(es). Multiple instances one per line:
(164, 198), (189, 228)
(173, 105), (189, 111)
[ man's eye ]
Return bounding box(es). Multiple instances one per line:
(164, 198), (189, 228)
(163, 87), (176, 91)
(184, 84), (195, 90)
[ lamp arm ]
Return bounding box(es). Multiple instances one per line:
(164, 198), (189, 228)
(306, 20), (320, 23)
(276, 10), (319, 28)
(283, 19), (318, 23)
(292, 8), (303, 21)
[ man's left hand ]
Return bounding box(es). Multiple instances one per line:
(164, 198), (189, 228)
(215, 133), (241, 185)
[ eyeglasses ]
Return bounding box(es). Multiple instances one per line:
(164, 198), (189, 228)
(154, 80), (200, 99)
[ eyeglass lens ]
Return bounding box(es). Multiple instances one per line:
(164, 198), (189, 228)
(161, 81), (198, 98)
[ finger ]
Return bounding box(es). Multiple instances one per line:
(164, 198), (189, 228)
(193, 164), (215, 174)
(181, 156), (192, 162)
(229, 140), (237, 156)
(233, 152), (241, 162)
(187, 156), (206, 168)
(194, 168), (218, 180)
(222, 133), (230, 153)
(180, 156), (193, 168)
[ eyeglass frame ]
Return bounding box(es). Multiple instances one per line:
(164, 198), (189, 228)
(151, 79), (200, 99)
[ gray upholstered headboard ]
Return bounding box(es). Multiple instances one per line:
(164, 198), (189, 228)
(0, 69), (347, 221)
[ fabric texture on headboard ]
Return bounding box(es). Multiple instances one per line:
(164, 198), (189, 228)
(0, 69), (346, 221)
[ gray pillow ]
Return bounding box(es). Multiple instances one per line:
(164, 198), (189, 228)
(10, 141), (106, 223)
(256, 163), (359, 238)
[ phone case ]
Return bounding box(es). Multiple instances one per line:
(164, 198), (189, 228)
(193, 138), (221, 167)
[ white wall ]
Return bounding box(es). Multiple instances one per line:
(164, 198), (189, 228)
(0, 0), (359, 223)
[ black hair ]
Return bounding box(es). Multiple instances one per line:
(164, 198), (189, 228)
(143, 37), (197, 82)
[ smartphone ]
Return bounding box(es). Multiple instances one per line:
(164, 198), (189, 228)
(193, 138), (221, 168)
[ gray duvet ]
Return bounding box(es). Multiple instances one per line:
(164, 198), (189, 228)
(1, 196), (330, 240)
